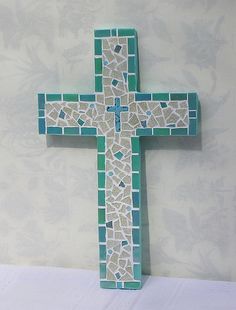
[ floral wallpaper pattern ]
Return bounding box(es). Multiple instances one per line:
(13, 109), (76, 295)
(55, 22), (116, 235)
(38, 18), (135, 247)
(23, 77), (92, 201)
(0, 0), (235, 281)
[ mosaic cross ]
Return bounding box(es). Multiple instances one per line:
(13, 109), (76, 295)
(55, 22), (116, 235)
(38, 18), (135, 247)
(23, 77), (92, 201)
(38, 28), (200, 290)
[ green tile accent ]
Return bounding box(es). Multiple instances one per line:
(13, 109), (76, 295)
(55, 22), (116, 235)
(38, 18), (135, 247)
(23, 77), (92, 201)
(111, 28), (116, 36)
(98, 208), (105, 224)
(134, 264), (141, 280)
(81, 127), (97, 136)
(100, 263), (106, 278)
(132, 155), (140, 171)
(63, 94), (78, 101)
(97, 136), (105, 152)
(133, 246), (141, 263)
(99, 244), (106, 261)
(47, 127), (62, 135)
(98, 172), (105, 188)
(128, 56), (135, 73)
(170, 93), (187, 101)
(152, 93), (169, 101)
(131, 137), (140, 153)
(80, 94), (96, 101)
(46, 94), (61, 101)
(128, 74), (136, 91)
(98, 190), (105, 206)
(97, 154), (105, 170)
(78, 118), (85, 126)
(94, 39), (102, 55)
(38, 94), (45, 109)
(188, 92), (197, 110)
(132, 228), (140, 244)
(153, 128), (170, 136)
(118, 29), (135, 37)
(189, 118), (197, 135)
(95, 58), (102, 74)
(132, 173), (140, 190)
(95, 29), (110, 37)
(171, 128), (188, 136)
(64, 127), (80, 135)
(38, 110), (45, 117)
(95, 75), (103, 92)
(100, 281), (116, 289)
(128, 37), (135, 54)
(136, 128), (152, 136)
(124, 282), (141, 289)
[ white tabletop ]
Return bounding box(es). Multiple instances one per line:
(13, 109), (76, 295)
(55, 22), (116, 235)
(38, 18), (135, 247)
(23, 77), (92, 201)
(0, 265), (235, 310)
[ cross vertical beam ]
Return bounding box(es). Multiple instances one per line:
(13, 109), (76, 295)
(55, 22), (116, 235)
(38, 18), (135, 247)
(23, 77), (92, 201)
(38, 28), (200, 290)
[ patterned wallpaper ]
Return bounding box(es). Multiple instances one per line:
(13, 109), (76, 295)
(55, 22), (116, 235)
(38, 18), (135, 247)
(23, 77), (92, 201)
(0, 0), (235, 281)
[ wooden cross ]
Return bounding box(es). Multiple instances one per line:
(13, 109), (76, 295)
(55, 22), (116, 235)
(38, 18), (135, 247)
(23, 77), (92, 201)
(38, 28), (200, 290)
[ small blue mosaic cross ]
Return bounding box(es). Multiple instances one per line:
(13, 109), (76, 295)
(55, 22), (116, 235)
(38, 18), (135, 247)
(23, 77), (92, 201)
(107, 97), (128, 132)
(38, 28), (200, 290)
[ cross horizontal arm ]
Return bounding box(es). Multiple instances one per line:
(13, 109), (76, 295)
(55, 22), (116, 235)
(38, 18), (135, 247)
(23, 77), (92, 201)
(129, 92), (200, 137)
(38, 93), (107, 136)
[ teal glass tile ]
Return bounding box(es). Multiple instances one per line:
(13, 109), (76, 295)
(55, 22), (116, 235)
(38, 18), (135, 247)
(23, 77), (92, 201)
(99, 244), (106, 261)
(95, 76), (103, 92)
(188, 92), (197, 110)
(128, 37), (135, 54)
(46, 94), (61, 101)
(124, 282), (141, 289)
(100, 281), (116, 289)
(152, 93), (169, 101)
(134, 264), (141, 280)
(153, 128), (170, 136)
(95, 29), (111, 37)
(133, 246), (141, 263)
(132, 228), (140, 244)
(132, 210), (140, 226)
(128, 56), (135, 73)
(38, 110), (45, 117)
(118, 29), (135, 37)
(114, 151), (123, 160)
(98, 190), (105, 206)
(80, 94), (96, 102)
(97, 154), (105, 171)
(47, 127), (62, 135)
(98, 172), (105, 188)
(98, 208), (105, 224)
(64, 127), (80, 135)
(99, 226), (106, 242)
(78, 118), (85, 126)
(171, 128), (188, 136)
(95, 58), (102, 74)
(132, 155), (140, 171)
(100, 263), (106, 278)
(94, 39), (102, 55)
(189, 118), (197, 135)
(128, 74), (136, 91)
(111, 28), (117, 36)
(97, 136), (105, 152)
(131, 137), (140, 153)
(81, 127), (97, 136)
(132, 173), (140, 190)
(170, 93), (187, 101)
(132, 191), (140, 208)
(38, 118), (45, 134)
(117, 282), (122, 289)
(135, 93), (151, 101)
(189, 110), (197, 118)
(136, 128), (152, 136)
(63, 94), (78, 102)
(38, 94), (45, 109)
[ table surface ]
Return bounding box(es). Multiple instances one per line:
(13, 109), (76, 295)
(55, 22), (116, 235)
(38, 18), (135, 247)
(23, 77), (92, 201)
(0, 265), (235, 310)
